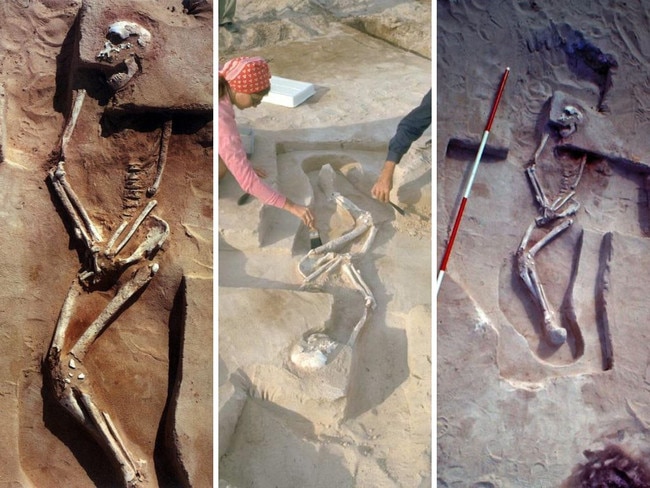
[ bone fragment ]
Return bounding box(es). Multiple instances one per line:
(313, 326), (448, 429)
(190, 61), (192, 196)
(317, 164), (337, 197)
(51, 279), (83, 351)
(347, 304), (370, 348)
(310, 192), (375, 255)
(103, 410), (140, 481)
(332, 192), (365, 219)
(107, 56), (139, 92)
(59, 89), (86, 160)
(113, 200), (157, 256)
(357, 222), (378, 256)
(550, 190), (576, 213)
(300, 254), (343, 285)
(79, 271), (95, 281)
(79, 391), (139, 484)
(312, 222), (370, 255)
(529, 218), (573, 256)
(571, 154), (587, 190)
(55, 163), (103, 242)
(60, 388), (86, 424)
(517, 219), (574, 345)
(70, 263), (158, 360)
(526, 165), (550, 210)
(147, 119), (172, 197)
(97, 41), (123, 62)
(119, 215), (169, 266)
(50, 169), (94, 250)
(106, 220), (129, 255)
(532, 132), (549, 165)
(107, 21), (151, 46)
(342, 261), (376, 308)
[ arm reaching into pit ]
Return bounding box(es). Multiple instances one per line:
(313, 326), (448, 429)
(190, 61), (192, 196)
(372, 89), (431, 203)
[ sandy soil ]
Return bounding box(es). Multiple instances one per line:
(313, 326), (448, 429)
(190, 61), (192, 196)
(438, 1), (650, 485)
(218, 0), (432, 487)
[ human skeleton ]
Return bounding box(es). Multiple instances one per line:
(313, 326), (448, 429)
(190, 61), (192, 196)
(45, 86), (170, 485)
(517, 97), (587, 346)
(292, 165), (377, 369)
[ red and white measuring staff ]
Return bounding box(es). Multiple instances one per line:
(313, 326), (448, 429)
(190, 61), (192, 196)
(436, 67), (510, 295)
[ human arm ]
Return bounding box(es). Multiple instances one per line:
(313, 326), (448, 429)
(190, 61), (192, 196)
(219, 97), (315, 226)
(386, 89), (432, 164)
(371, 160), (396, 203)
(218, 97), (287, 208)
(283, 199), (315, 229)
(372, 90), (431, 202)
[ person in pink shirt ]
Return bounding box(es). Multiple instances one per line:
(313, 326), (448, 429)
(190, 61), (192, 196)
(219, 56), (315, 229)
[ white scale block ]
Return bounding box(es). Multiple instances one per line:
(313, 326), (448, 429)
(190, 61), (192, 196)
(263, 76), (316, 108)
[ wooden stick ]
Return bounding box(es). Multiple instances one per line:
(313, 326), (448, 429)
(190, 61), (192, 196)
(437, 67), (510, 295)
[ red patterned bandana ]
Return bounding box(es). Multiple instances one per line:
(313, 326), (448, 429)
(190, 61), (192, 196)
(219, 56), (271, 94)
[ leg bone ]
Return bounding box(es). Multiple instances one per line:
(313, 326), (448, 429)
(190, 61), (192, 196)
(347, 303), (370, 348)
(517, 219), (573, 345)
(341, 260), (376, 309)
(341, 261), (375, 346)
(529, 218), (573, 256)
(51, 278), (83, 352)
(356, 221), (377, 256)
(77, 390), (142, 486)
(311, 222), (370, 255)
(300, 254), (343, 286)
(70, 262), (159, 360)
(520, 258), (567, 345)
(311, 192), (375, 255)
(331, 192), (365, 219)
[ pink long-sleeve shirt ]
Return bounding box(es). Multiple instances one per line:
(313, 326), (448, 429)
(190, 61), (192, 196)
(218, 96), (287, 209)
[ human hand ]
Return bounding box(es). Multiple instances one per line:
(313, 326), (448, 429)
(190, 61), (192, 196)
(371, 161), (396, 203)
(283, 199), (315, 228)
(371, 177), (392, 203)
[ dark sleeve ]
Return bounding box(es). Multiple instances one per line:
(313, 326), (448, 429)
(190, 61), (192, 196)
(386, 89), (432, 164)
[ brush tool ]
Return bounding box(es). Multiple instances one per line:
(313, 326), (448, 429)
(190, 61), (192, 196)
(237, 193), (252, 205)
(309, 227), (323, 249)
